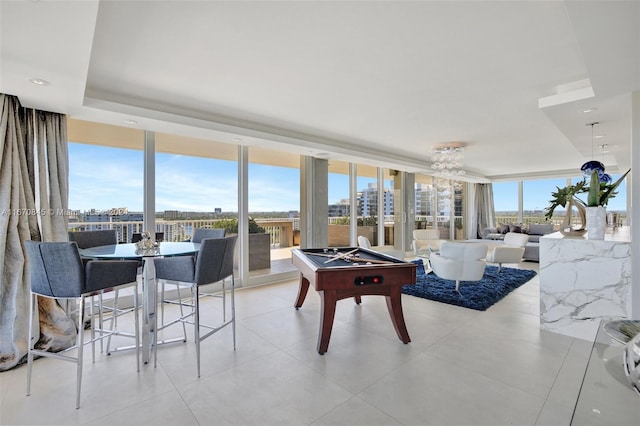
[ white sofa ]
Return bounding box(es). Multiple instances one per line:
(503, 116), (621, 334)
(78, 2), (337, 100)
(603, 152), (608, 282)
(481, 223), (554, 261)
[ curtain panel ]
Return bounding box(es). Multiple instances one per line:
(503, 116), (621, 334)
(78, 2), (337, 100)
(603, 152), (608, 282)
(474, 183), (496, 239)
(0, 94), (72, 372)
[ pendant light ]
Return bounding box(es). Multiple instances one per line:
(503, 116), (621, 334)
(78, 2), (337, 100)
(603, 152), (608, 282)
(598, 143), (612, 183)
(580, 122), (606, 181)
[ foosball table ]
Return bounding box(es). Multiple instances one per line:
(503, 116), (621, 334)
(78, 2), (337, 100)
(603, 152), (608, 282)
(291, 247), (417, 354)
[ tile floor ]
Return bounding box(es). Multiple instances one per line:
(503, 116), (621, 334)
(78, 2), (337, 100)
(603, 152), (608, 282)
(0, 261), (615, 425)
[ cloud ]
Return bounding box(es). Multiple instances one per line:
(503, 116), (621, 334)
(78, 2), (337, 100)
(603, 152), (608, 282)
(69, 145), (143, 210)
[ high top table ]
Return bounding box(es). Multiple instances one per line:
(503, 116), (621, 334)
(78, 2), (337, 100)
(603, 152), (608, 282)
(79, 242), (200, 363)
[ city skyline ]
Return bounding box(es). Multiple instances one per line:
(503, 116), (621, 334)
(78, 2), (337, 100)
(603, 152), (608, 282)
(69, 142), (627, 214)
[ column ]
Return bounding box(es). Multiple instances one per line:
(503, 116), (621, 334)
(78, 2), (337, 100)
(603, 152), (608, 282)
(300, 156), (328, 248)
(143, 131), (155, 235)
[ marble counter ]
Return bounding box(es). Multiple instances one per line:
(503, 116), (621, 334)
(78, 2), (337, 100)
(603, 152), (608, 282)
(539, 228), (632, 341)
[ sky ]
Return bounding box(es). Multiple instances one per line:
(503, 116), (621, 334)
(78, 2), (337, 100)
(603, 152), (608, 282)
(70, 143), (327, 212)
(68, 143), (627, 213)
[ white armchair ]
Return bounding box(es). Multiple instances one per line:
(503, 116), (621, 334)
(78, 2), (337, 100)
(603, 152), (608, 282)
(357, 235), (372, 249)
(412, 229), (446, 257)
(429, 242), (488, 292)
(485, 232), (528, 272)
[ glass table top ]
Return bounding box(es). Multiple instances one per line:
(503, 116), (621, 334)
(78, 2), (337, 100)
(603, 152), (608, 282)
(79, 241), (200, 259)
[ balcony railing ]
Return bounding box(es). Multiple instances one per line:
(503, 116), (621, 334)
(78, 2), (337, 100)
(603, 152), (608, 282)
(494, 213), (626, 229)
(67, 218), (303, 248)
(68, 214), (477, 248)
(68, 216), (385, 247)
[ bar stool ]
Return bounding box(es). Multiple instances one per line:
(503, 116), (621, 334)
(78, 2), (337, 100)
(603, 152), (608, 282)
(24, 240), (140, 408)
(153, 235), (237, 377)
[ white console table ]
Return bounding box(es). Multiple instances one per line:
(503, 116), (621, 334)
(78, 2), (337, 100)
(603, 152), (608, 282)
(539, 228), (631, 341)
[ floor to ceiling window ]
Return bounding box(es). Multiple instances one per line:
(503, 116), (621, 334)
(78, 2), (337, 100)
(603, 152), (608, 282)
(435, 178), (453, 240)
(67, 119), (303, 287)
(68, 118), (477, 276)
(327, 160), (351, 246)
(415, 174), (435, 230)
(356, 164), (379, 245)
(493, 181), (519, 225)
(381, 169), (395, 245)
(326, 162), (397, 247)
(452, 180), (464, 240)
(68, 143), (143, 214)
(248, 146), (300, 279)
(67, 122), (144, 242)
(155, 133), (238, 243)
(523, 177), (570, 227)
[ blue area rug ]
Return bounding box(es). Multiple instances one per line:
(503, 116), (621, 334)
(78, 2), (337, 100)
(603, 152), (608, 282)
(402, 260), (537, 311)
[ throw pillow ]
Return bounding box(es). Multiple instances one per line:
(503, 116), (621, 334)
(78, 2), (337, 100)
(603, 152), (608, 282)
(509, 224), (522, 233)
(499, 223), (510, 234)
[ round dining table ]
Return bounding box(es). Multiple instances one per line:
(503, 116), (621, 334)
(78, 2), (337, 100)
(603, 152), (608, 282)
(79, 241), (200, 260)
(79, 242), (201, 364)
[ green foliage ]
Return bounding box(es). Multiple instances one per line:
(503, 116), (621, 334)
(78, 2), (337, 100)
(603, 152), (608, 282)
(359, 216), (377, 226)
(586, 169), (630, 207)
(248, 217), (267, 233)
(334, 217), (350, 225)
(544, 181), (587, 220)
(545, 168), (630, 219)
(213, 219), (237, 234)
(333, 216), (377, 226)
(214, 217), (266, 234)
(587, 170), (600, 207)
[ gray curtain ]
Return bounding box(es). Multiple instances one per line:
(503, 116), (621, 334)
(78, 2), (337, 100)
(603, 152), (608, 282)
(474, 183), (496, 239)
(0, 94), (72, 372)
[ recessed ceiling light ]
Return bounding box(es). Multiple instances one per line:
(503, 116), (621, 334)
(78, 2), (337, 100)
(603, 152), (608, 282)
(232, 137), (242, 142)
(594, 134), (605, 139)
(582, 107), (597, 113)
(28, 78), (50, 86)
(124, 119), (137, 125)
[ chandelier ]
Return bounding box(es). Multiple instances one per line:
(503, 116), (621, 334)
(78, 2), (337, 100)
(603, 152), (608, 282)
(431, 144), (465, 176)
(435, 177), (463, 193)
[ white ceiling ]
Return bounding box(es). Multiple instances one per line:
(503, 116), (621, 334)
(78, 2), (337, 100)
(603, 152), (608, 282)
(1, 0), (638, 182)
